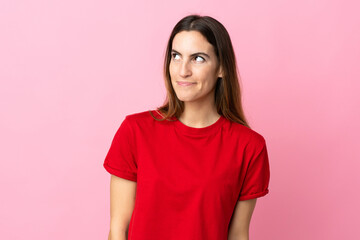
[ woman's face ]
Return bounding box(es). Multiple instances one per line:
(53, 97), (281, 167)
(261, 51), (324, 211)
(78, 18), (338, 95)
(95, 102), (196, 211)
(169, 30), (222, 103)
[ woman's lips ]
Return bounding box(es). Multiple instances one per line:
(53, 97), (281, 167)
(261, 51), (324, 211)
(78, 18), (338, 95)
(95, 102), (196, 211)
(177, 81), (196, 86)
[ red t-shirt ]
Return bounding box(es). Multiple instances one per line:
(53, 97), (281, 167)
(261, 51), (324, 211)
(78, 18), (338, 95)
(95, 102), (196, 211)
(103, 109), (270, 239)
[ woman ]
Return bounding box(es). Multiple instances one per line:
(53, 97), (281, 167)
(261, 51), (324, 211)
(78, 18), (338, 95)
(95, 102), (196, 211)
(103, 14), (270, 240)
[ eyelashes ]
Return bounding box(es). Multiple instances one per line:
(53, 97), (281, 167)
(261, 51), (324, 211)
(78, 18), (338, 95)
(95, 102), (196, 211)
(171, 53), (205, 62)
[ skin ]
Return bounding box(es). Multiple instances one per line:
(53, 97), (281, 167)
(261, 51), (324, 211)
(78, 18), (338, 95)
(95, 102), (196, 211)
(228, 198), (257, 240)
(108, 175), (136, 240)
(108, 30), (257, 240)
(169, 30), (223, 127)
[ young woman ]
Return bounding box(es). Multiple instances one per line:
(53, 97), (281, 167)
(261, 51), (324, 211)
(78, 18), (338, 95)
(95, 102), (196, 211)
(104, 14), (270, 240)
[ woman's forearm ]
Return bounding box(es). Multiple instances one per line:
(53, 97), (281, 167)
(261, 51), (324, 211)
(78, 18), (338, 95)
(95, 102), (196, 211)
(228, 232), (249, 240)
(108, 229), (127, 240)
(108, 217), (129, 240)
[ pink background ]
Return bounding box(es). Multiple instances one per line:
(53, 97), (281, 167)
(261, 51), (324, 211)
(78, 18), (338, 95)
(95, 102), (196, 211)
(1, 0), (359, 239)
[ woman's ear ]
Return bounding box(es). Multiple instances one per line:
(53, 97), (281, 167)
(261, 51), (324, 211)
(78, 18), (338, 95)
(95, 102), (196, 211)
(217, 65), (223, 78)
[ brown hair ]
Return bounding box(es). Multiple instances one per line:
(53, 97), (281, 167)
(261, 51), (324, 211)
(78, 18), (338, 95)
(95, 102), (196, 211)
(150, 14), (251, 128)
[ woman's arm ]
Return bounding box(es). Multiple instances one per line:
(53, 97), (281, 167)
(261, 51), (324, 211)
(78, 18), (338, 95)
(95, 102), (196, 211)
(228, 198), (257, 240)
(107, 175), (137, 240)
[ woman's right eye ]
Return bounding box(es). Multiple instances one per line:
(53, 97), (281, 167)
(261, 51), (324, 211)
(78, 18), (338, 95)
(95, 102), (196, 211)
(171, 53), (180, 60)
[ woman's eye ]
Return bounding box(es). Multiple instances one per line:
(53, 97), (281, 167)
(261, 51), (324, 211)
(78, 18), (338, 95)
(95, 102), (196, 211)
(172, 53), (180, 60)
(194, 56), (205, 62)
(171, 53), (205, 62)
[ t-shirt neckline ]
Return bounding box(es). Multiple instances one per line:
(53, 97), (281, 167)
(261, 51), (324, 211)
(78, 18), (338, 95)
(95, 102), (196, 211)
(174, 114), (226, 136)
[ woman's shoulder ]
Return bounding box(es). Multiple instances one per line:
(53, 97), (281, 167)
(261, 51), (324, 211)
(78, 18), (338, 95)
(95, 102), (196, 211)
(226, 119), (266, 145)
(124, 109), (167, 124)
(125, 109), (152, 119)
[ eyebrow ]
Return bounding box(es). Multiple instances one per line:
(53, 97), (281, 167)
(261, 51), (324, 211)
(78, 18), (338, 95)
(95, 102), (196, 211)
(171, 49), (210, 59)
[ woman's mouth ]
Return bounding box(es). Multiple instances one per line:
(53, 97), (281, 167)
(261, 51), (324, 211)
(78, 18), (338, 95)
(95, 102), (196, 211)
(177, 81), (196, 86)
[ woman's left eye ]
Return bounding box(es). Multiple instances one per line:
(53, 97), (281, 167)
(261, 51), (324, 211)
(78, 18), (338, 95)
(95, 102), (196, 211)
(194, 56), (205, 62)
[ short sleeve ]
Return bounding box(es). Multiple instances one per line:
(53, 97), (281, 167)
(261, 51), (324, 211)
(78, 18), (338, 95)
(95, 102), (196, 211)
(103, 116), (138, 182)
(238, 134), (270, 201)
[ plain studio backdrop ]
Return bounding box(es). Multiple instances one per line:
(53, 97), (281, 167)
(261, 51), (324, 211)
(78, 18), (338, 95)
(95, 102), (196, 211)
(0, 0), (359, 239)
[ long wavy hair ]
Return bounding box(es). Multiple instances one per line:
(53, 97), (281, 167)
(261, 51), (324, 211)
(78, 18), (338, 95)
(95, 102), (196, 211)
(150, 14), (250, 128)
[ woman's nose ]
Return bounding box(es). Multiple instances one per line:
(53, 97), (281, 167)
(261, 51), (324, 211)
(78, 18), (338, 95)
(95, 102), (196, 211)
(179, 60), (192, 78)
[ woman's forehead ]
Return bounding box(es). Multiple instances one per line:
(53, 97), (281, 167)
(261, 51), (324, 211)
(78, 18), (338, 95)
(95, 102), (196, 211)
(172, 31), (214, 55)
